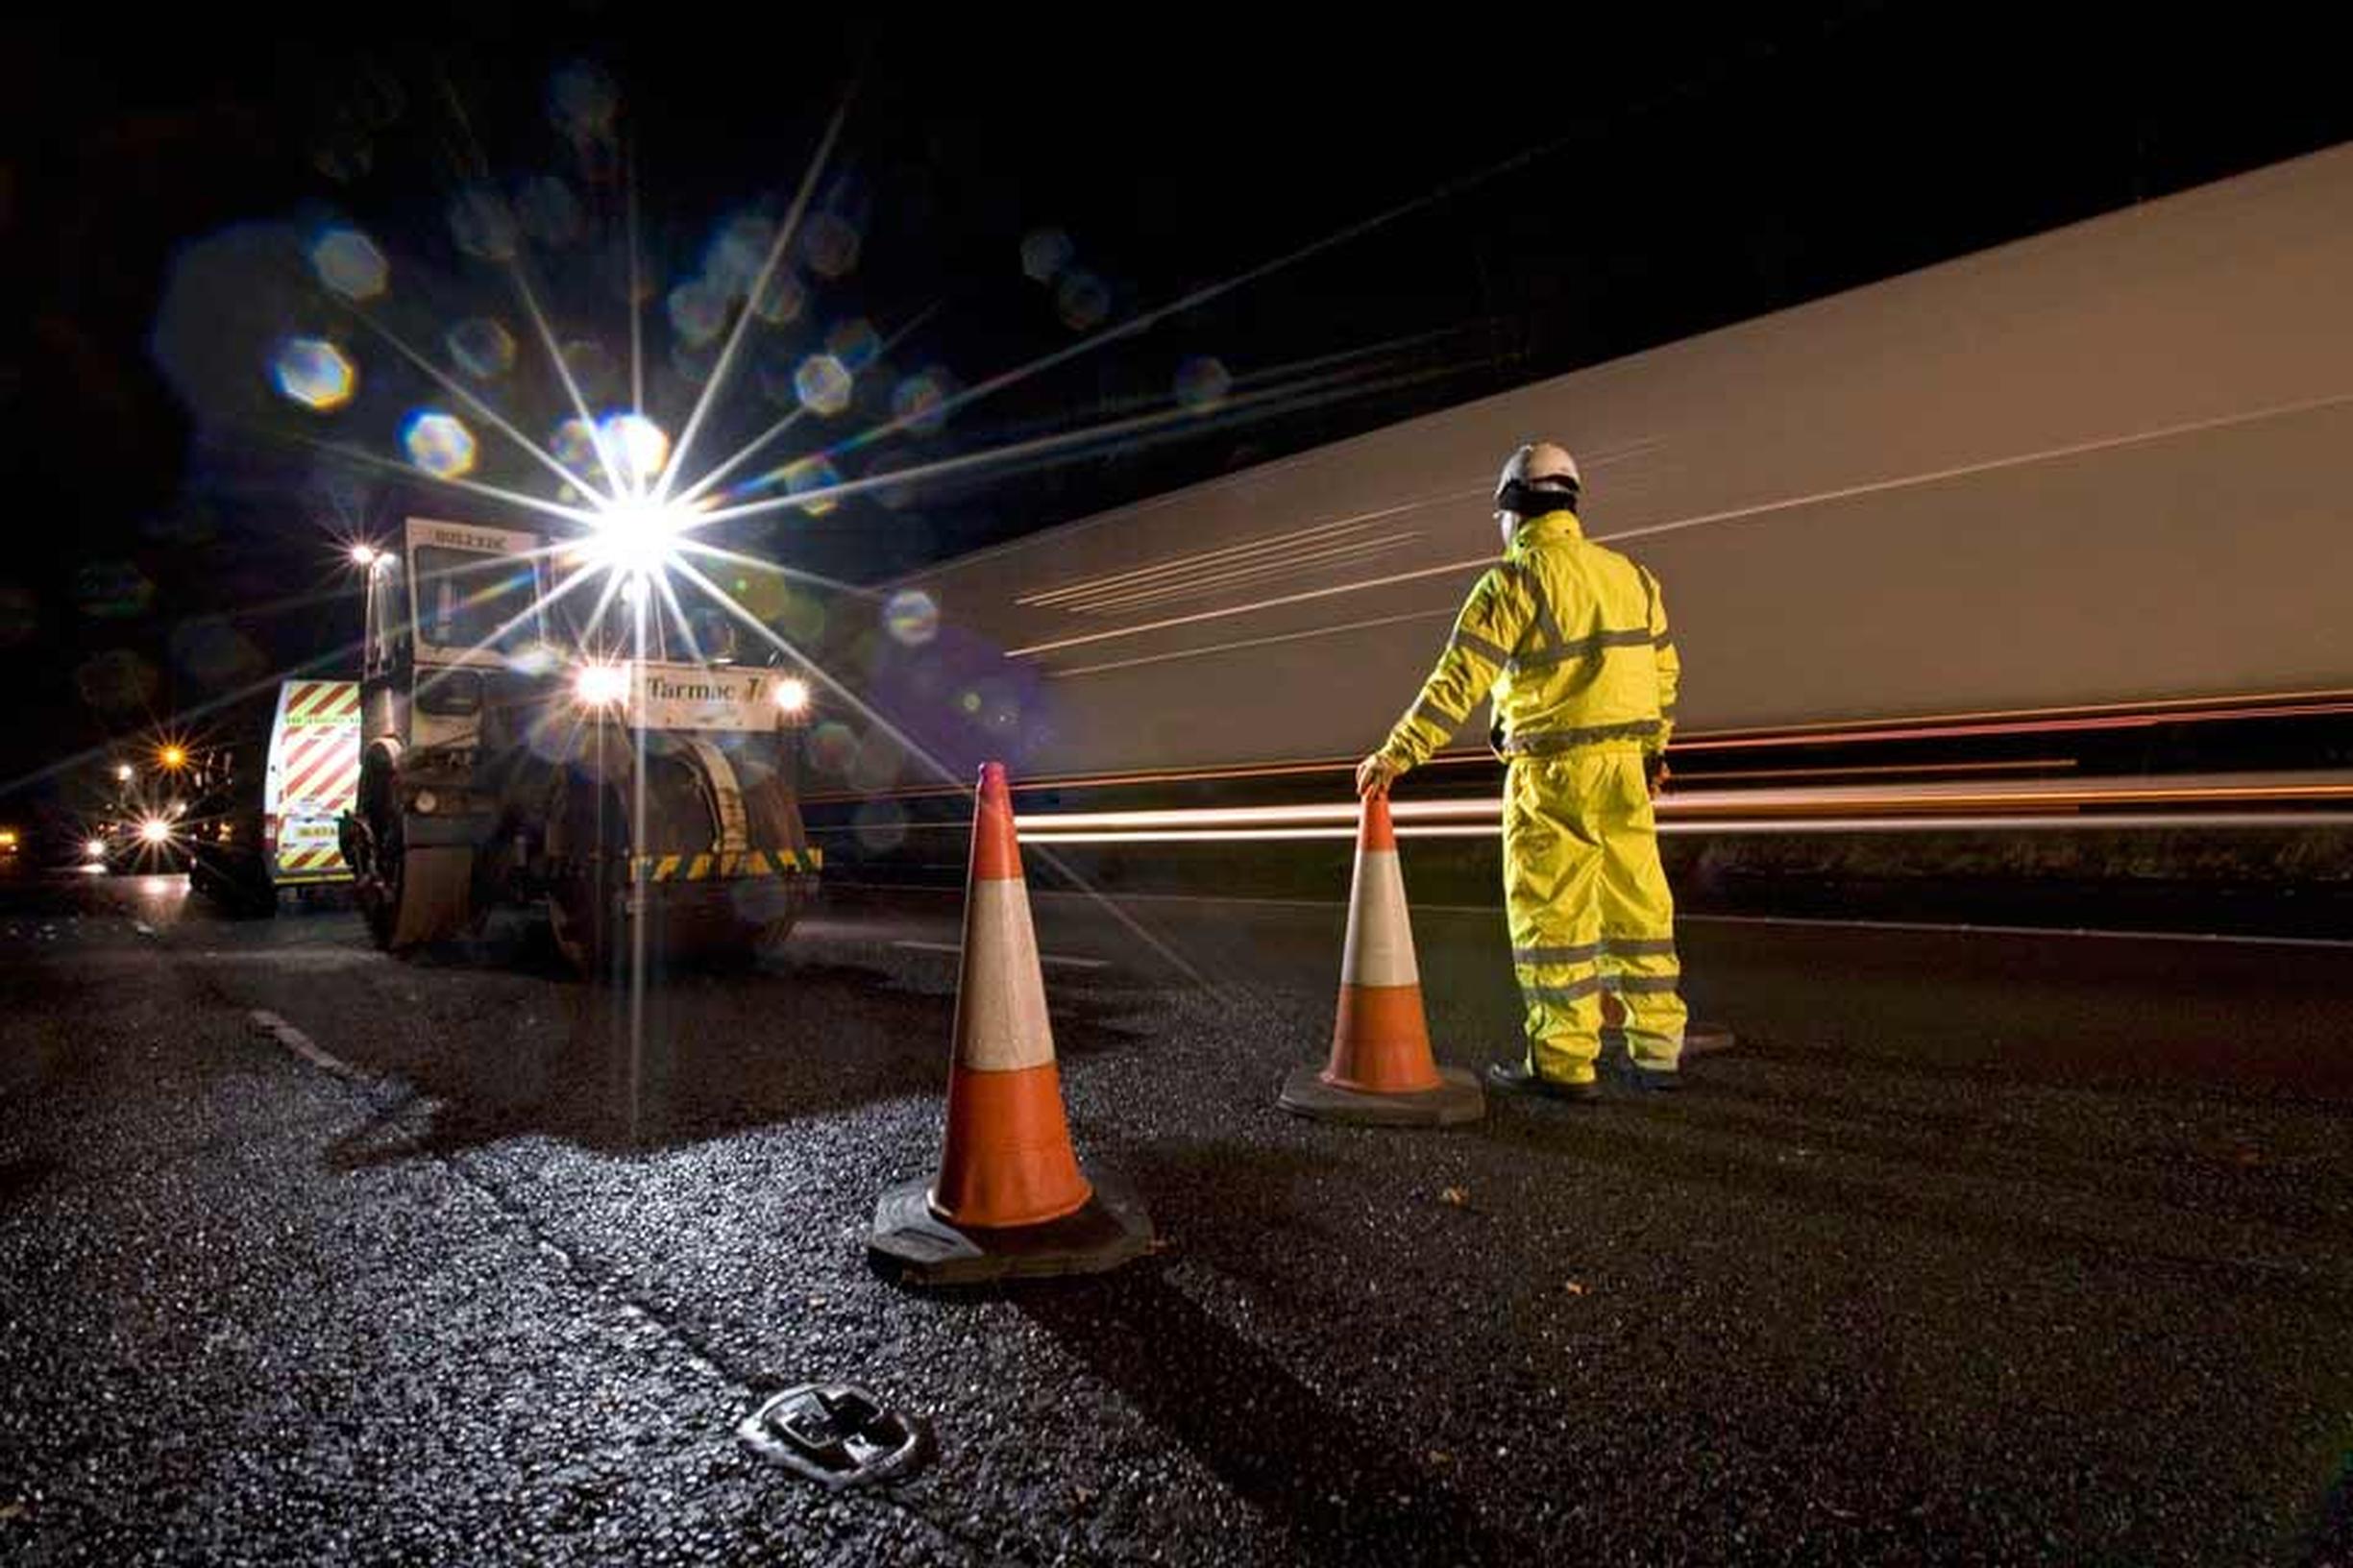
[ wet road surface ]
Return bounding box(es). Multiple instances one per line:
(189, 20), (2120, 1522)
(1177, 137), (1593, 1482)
(3, 869), (2350, 1564)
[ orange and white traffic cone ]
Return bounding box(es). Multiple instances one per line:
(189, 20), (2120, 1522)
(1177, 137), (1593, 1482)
(868, 761), (1153, 1285)
(1278, 794), (1483, 1126)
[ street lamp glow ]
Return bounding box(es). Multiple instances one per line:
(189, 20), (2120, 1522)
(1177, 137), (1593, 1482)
(114, 763), (135, 783)
(350, 543), (383, 568)
(158, 746), (186, 771)
(138, 818), (172, 845)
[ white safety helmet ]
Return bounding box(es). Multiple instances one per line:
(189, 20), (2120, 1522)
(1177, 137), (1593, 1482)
(1493, 441), (1581, 547)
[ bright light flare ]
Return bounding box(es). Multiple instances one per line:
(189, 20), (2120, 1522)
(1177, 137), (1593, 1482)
(574, 662), (630, 707)
(598, 412), (672, 494)
(138, 818), (173, 845)
(350, 543), (383, 568)
(114, 764), (135, 782)
(580, 498), (697, 579)
(158, 745), (186, 771)
(772, 675), (811, 715)
(85, 838), (108, 861)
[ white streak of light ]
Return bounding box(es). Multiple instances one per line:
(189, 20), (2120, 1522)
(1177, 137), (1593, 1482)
(1009, 388), (2353, 662)
(1014, 812), (2353, 845)
(656, 96), (850, 504)
(1045, 606), (1458, 679)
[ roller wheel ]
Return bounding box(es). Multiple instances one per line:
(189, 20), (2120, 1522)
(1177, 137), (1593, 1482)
(352, 764), (474, 952)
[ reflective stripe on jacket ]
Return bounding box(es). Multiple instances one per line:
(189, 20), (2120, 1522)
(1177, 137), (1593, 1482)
(1376, 510), (1679, 771)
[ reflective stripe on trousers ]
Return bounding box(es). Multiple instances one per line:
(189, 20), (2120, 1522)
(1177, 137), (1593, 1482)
(1503, 747), (1687, 1082)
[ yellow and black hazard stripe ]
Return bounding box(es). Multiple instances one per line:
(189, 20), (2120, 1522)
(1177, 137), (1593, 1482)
(630, 846), (823, 882)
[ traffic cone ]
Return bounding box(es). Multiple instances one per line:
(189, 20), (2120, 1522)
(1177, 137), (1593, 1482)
(1278, 794), (1483, 1126)
(868, 761), (1153, 1285)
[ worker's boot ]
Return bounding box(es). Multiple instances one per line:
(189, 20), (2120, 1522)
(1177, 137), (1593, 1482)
(1484, 1062), (1601, 1104)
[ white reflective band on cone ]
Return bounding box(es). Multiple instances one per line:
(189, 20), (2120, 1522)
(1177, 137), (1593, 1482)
(1339, 846), (1419, 988)
(953, 878), (1057, 1072)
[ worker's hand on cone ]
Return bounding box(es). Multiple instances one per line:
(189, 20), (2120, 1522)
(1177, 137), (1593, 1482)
(1356, 753), (1402, 799)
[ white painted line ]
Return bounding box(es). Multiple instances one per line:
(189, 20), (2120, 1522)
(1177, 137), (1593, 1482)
(248, 1009), (368, 1082)
(892, 939), (1111, 970)
(1679, 913), (2353, 951)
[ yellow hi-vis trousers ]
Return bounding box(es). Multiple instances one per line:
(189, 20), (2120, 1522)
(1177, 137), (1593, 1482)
(1503, 748), (1688, 1083)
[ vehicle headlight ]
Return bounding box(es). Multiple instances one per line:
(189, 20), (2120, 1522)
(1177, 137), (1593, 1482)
(574, 663), (630, 707)
(138, 819), (173, 845)
(86, 838), (108, 861)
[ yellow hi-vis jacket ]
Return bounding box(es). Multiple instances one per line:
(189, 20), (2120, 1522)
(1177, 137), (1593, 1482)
(1376, 510), (1680, 771)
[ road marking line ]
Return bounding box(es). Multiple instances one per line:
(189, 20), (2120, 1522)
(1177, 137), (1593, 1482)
(248, 1009), (367, 1081)
(892, 939), (1111, 969)
(1678, 913), (2353, 950)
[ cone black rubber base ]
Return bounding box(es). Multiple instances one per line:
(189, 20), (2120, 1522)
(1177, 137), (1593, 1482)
(1277, 1064), (1485, 1127)
(868, 1166), (1154, 1286)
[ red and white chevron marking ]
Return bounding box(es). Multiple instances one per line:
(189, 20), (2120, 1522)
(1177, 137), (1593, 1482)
(276, 684), (361, 810)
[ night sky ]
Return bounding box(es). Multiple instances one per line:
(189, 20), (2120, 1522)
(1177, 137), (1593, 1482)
(3, 5), (2347, 825)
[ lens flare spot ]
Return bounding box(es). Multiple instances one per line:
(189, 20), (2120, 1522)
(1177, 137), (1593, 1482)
(751, 268), (804, 326)
(551, 417), (599, 479)
(549, 61), (619, 142)
(883, 589), (940, 648)
(781, 454), (842, 514)
(891, 368), (955, 435)
(801, 211), (861, 279)
(308, 228), (387, 302)
(597, 413), (670, 492)
(271, 337), (356, 411)
(1020, 228), (1074, 283)
(794, 355), (853, 416)
(667, 279), (728, 349)
(402, 411), (478, 479)
(447, 318), (516, 380)
(1175, 355), (1233, 410)
(449, 184), (520, 261)
(824, 318), (881, 373)
(705, 212), (775, 300)
(808, 721), (856, 776)
(1055, 269), (1111, 331)
(517, 175), (585, 246)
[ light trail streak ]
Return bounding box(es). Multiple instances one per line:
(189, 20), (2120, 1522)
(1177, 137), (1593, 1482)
(655, 94), (851, 506)
(1071, 531), (1424, 619)
(990, 771), (2353, 837)
(1008, 390), (2353, 664)
(1599, 387), (2353, 551)
(1017, 505), (1449, 608)
(1042, 605), (1458, 680)
(1009, 811), (2353, 845)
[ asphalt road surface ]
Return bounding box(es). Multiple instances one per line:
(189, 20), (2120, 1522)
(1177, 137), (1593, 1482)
(3, 868), (2350, 1564)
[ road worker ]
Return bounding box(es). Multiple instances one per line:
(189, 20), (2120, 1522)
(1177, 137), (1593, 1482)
(1356, 441), (1687, 1100)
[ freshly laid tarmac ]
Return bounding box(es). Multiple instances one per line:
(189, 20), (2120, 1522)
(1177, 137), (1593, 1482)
(3, 870), (2349, 1564)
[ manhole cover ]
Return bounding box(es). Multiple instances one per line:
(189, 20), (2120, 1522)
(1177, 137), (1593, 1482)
(738, 1383), (930, 1488)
